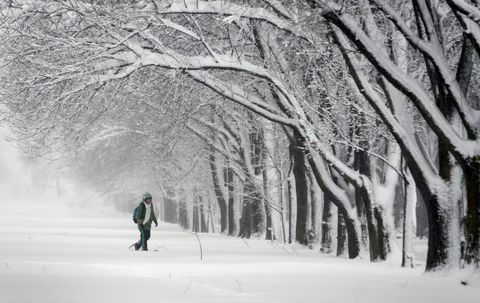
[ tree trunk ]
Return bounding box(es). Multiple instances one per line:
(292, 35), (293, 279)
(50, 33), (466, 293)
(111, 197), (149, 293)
(321, 197), (333, 253)
(165, 187), (178, 224)
(239, 182), (253, 239)
(423, 192), (458, 270)
(464, 158), (480, 265)
(287, 172), (296, 244)
(209, 144), (228, 233)
(373, 205), (389, 260)
(239, 180), (264, 238)
(200, 203), (208, 233)
(308, 166), (320, 246)
(307, 155), (361, 259)
(337, 212), (347, 256)
(193, 198), (200, 233)
(250, 126), (266, 237)
(178, 190), (189, 230)
(262, 136), (273, 241)
(292, 134), (310, 245)
(227, 165), (238, 236)
(402, 165), (417, 268)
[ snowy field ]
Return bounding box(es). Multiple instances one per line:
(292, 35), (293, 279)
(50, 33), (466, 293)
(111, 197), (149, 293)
(0, 203), (478, 303)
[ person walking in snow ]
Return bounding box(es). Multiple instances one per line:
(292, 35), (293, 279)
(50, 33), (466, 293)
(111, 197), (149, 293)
(134, 192), (158, 251)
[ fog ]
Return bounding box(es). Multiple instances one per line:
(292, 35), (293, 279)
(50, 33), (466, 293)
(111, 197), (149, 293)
(0, 127), (112, 217)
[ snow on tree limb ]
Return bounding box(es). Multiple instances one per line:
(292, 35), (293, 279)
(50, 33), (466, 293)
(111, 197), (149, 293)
(371, 0), (480, 138)
(144, 0), (313, 43)
(446, 0), (480, 23)
(332, 27), (443, 190)
(321, 8), (480, 160)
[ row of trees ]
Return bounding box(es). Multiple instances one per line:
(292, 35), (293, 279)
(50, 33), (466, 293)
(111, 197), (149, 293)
(0, 0), (479, 271)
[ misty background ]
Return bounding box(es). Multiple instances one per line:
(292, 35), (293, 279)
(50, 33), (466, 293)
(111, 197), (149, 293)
(0, 127), (110, 216)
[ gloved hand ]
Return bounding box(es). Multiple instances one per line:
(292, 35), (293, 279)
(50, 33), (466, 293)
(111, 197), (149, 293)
(155, 222), (158, 227)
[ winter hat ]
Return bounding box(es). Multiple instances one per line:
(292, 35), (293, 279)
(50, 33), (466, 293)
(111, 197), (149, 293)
(143, 192), (152, 201)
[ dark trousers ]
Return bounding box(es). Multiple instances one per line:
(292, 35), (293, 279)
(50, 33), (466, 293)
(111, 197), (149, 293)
(135, 226), (151, 251)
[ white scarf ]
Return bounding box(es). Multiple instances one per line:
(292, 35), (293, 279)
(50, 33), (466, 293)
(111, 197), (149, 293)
(143, 202), (152, 224)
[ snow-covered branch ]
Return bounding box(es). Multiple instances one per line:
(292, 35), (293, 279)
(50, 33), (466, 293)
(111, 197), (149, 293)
(322, 8), (480, 160)
(371, 0), (479, 137)
(332, 27), (441, 189)
(138, 0), (312, 43)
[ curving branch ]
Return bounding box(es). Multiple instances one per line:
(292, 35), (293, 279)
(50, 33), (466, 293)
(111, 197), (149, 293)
(371, 0), (479, 138)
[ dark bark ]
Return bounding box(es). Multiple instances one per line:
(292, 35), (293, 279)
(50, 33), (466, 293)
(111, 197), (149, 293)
(287, 173), (295, 244)
(209, 144), (228, 233)
(464, 159), (480, 265)
(309, 169), (319, 244)
(260, 130), (273, 241)
(200, 203), (208, 233)
(192, 190), (200, 233)
(238, 180), (264, 238)
(307, 155), (361, 259)
(292, 130), (310, 245)
(227, 165), (237, 236)
(424, 194), (453, 270)
(178, 190), (189, 230)
(263, 164), (273, 240)
(454, 36), (479, 265)
(374, 206), (389, 260)
(238, 182), (253, 238)
(320, 197), (333, 253)
(337, 212), (347, 256)
(193, 205), (199, 233)
(353, 130), (389, 261)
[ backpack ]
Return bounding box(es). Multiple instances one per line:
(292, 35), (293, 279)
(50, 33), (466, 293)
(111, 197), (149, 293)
(132, 203), (145, 223)
(132, 206), (138, 223)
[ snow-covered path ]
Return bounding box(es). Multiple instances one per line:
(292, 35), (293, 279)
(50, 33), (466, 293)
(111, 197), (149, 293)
(0, 207), (477, 303)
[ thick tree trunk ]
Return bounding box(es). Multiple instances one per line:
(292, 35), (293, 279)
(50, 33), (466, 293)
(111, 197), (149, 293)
(178, 190), (189, 230)
(264, 201), (273, 240)
(239, 182), (252, 239)
(226, 165), (238, 236)
(192, 194), (200, 233)
(337, 212), (347, 256)
(251, 192), (264, 236)
(307, 155), (361, 259)
(292, 134), (310, 245)
(423, 192), (458, 270)
(262, 139), (273, 241)
(209, 144), (228, 233)
(373, 205), (389, 260)
(263, 120), (283, 241)
(200, 203), (208, 233)
(464, 159), (480, 265)
(402, 166), (417, 268)
(287, 173), (296, 244)
(308, 166), (320, 246)
(320, 197), (333, 253)
(238, 180), (264, 238)
(354, 148), (389, 261)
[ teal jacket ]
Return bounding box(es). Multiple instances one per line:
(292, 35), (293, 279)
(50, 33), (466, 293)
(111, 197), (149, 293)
(135, 202), (158, 230)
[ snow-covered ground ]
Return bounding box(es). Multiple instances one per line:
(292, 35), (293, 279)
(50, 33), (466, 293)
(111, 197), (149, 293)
(0, 203), (478, 303)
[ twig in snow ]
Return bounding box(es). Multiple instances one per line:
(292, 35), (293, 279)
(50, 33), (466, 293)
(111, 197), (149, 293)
(193, 232), (203, 260)
(183, 281), (192, 295)
(233, 277), (242, 292)
(156, 244), (169, 252)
